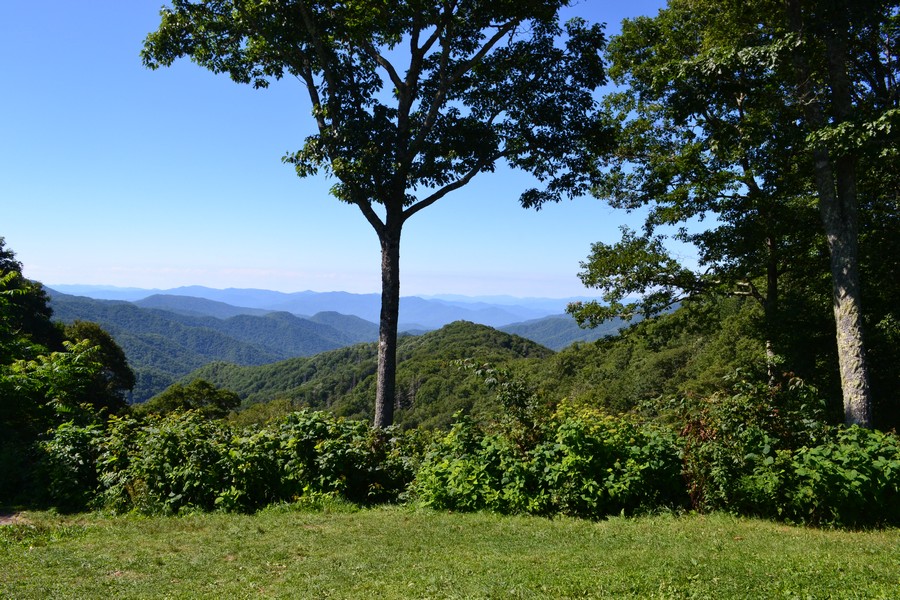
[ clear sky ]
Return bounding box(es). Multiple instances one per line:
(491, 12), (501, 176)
(1, 0), (670, 298)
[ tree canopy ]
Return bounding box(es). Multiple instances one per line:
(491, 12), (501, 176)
(570, 0), (899, 427)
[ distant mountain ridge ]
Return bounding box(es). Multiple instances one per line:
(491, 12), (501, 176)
(500, 314), (628, 351)
(49, 284), (597, 329)
(46, 286), (620, 403)
(47, 290), (380, 402)
(134, 294), (272, 319)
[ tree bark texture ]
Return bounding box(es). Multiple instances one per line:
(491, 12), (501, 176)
(373, 228), (401, 428)
(811, 148), (873, 427)
(786, 0), (873, 426)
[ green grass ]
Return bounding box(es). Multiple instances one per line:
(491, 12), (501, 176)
(2, 505), (899, 599)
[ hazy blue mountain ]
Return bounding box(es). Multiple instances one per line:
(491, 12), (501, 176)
(309, 311), (379, 341)
(135, 294), (273, 318)
(422, 294), (602, 314)
(48, 284), (162, 302)
(48, 292), (284, 401)
(164, 286), (299, 309)
(48, 285), (597, 329)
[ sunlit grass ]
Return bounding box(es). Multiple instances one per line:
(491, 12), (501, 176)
(2, 505), (899, 599)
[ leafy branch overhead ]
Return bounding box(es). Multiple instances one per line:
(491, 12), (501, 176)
(142, 1), (609, 226)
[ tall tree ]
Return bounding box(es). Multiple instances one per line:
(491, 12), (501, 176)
(781, 0), (899, 426)
(572, 0), (898, 426)
(62, 321), (135, 413)
(568, 0), (822, 383)
(142, 0), (607, 427)
(0, 237), (62, 358)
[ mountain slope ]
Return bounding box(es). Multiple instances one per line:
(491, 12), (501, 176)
(189, 321), (553, 429)
(134, 294), (272, 319)
(500, 314), (628, 350)
(47, 291), (378, 402)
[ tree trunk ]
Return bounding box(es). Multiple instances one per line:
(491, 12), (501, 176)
(819, 32), (873, 427)
(812, 148), (872, 427)
(786, 0), (873, 427)
(765, 234), (779, 385)
(373, 227), (401, 428)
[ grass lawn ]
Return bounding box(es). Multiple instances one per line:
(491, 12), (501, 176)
(2, 504), (899, 599)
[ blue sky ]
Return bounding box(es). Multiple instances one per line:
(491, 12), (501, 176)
(1, 0), (670, 298)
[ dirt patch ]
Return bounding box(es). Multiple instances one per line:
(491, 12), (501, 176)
(0, 512), (23, 526)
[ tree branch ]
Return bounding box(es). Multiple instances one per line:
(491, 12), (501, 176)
(402, 150), (508, 222)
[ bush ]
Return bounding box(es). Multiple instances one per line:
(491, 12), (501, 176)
(677, 374), (900, 526)
(37, 421), (104, 511)
(29, 383), (900, 528)
(678, 374), (826, 513)
(411, 409), (687, 519)
(744, 426), (900, 526)
(91, 410), (420, 514)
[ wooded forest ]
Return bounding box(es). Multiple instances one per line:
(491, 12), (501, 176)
(2, 0), (900, 535)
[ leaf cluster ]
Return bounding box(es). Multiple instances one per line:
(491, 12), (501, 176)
(142, 0), (609, 227)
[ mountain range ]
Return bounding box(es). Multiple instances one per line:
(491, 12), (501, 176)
(49, 285), (600, 330)
(47, 286), (622, 402)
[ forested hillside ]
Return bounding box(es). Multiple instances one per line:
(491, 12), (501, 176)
(177, 299), (777, 429)
(190, 321), (552, 429)
(500, 313), (627, 350)
(48, 291), (379, 401)
(47, 289), (628, 402)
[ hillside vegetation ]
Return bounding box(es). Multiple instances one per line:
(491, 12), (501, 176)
(178, 297), (764, 429)
(192, 320), (552, 429)
(4, 237), (900, 533)
(48, 291), (379, 401)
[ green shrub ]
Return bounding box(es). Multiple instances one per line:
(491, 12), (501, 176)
(98, 411), (231, 514)
(739, 426), (900, 526)
(276, 410), (415, 505)
(37, 421), (104, 511)
(542, 413), (686, 518)
(677, 374), (900, 526)
(678, 375), (826, 513)
(91, 409), (420, 514)
(412, 410), (687, 519)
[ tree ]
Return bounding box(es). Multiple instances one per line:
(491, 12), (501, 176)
(62, 321), (135, 413)
(138, 379), (241, 419)
(568, 0), (824, 383)
(571, 0), (898, 426)
(780, 0), (899, 426)
(0, 237), (62, 359)
(0, 239), (140, 503)
(142, 0), (608, 427)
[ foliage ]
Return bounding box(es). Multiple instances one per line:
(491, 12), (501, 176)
(36, 422), (104, 512)
(137, 379), (240, 419)
(142, 0), (609, 426)
(677, 374), (827, 513)
(573, 0), (900, 427)
(676, 373), (900, 526)
(191, 321), (552, 428)
(61, 320), (134, 413)
(24, 363), (900, 528)
(774, 426), (900, 526)
(90, 410), (420, 514)
(0, 238), (62, 360)
(542, 297), (766, 413)
(412, 407), (687, 519)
